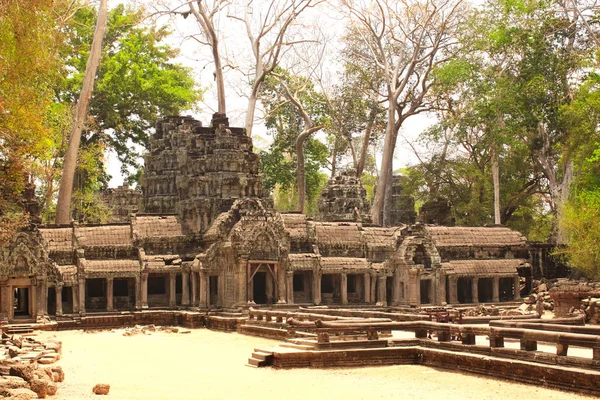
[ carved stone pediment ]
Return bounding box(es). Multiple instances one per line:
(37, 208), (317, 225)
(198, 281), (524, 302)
(0, 231), (48, 277)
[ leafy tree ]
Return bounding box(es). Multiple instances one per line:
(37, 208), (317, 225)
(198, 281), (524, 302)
(0, 0), (62, 239)
(259, 69), (329, 213)
(57, 3), (202, 182)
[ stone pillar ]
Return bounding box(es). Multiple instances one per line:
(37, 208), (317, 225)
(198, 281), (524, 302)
(199, 271), (208, 307)
(106, 278), (114, 311)
(141, 272), (148, 309)
(472, 277), (479, 304)
(408, 269), (419, 306)
(363, 273), (371, 303)
(341, 273), (348, 305)
(134, 276), (142, 310)
(276, 263), (286, 304)
(265, 272), (274, 304)
(313, 270), (321, 305)
(437, 270), (446, 305)
(78, 278), (86, 315)
(168, 273), (176, 308)
(492, 276), (500, 303)
(376, 276), (387, 306)
(448, 276), (458, 304)
(190, 272), (198, 307)
(182, 272), (190, 306)
(392, 270), (401, 306)
(72, 284), (79, 314)
(370, 273), (377, 303)
(37, 278), (47, 316)
(55, 284), (63, 316)
(286, 271), (294, 305)
(514, 275), (521, 300)
(247, 272), (254, 304)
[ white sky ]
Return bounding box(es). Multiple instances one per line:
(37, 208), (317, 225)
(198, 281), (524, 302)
(106, 0), (437, 187)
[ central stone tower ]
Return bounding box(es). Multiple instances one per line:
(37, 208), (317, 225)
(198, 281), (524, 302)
(141, 113), (269, 234)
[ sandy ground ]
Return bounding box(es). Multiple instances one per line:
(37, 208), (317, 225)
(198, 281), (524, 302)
(34, 328), (596, 400)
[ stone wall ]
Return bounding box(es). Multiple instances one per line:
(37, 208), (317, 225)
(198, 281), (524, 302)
(142, 114), (268, 234)
(318, 170), (372, 223)
(101, 185), (142, 223)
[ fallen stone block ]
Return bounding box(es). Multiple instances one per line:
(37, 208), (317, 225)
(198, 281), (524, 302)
(93, 383), (110, 395)
(29, 378), (48, 398)
(0, 375), (29, 390)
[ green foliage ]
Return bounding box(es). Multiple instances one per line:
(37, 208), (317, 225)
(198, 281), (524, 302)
(558, 190), (600, 278)
(0, 0), (61, 239)
(258, 68), (330, 211)
(58, 3), (202, 181)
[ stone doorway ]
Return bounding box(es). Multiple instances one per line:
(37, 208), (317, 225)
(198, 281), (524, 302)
(478, 278), (494, 303)
(457, 277), (473, 304)
(420, 279), (432, 304)
(13, 287), (31, 319)
(247, 262), (277, 305)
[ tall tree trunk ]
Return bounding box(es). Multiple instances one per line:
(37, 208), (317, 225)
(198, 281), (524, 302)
(296, 131), (310, 213)
(55, 0), (107, 224)
(331, 144), (337, 178)
(372, 105), (397, 225)
(245, 85), (260, 136)
(382, 159), (394, 226)
(492, 149), (501, 225)
(356, 109), (375, 177)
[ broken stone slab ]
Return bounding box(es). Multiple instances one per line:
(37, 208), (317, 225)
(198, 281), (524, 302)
(0, 375), (29, 390)
(93, 383), (110, 395)
(2, 387), (38, 400)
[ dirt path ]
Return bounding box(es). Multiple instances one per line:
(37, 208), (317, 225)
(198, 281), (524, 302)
(38, 329), (595, 400)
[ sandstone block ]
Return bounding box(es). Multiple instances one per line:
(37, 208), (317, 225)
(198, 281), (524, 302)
(2, 388), (38, 399)
(29, 378), (48, 398)
(93, 383), (110, 395)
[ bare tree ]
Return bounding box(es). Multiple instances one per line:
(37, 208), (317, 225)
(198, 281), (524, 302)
(55, 0), (107, 224)
(342, 0), (465, 226)
(186, 0), (230, 116)
(228, 0), (321, 137)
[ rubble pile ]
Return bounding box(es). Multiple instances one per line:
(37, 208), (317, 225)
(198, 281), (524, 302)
(0, 333), (63, 399)
(122, 325), (190, 336)
(518, 281), (554, 315)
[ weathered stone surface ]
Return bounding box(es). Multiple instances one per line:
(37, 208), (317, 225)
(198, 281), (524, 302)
(0, 376), (29, 390)
(101, 184), (142, 223)
(43, 366), (64, 383)
(318, 170), (372, 223)
(2, 388), (38, 400)
(29, 378), (48, 398)
(93, 383), (110, 395)
(10, 364), (36, 382)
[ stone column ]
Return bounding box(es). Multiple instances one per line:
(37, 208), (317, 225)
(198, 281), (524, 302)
(472, 277), (479, 304)
(134, 276), (142, 310)
(437, 270), (447, 306)
(55, 284), (63, 316)
(341, 273), (348, 305)
(448, 276), (458, 304)
(37, 278), (47, 316)
(370, 273), (377, 303)
(492, 276), (500, 303)
(78, 278), (86, 316)
(72, 284), (79, 314)
(514, 275), (521, 300)
(286, 271), (294, 305)
(182, 272), (190, 306)
(141, 272), (148, 309)
(106, 278), (114, 311)
(376, 276), (387, 306)
(392, 270), (401, 306)
(265, 272), (274, 304)
(408, 269), (419, 306)
(190, 272), (198, 307)
(276, 264), (286, 304)
(313, 270), (321, 305)
(168, 273), (176, 308)
(199, 271), (208, 307)
(363, 273), (371, 303)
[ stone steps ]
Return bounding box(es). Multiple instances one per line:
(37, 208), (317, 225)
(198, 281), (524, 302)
(245, 350), (273, 368)
(6, 325), (34, 335)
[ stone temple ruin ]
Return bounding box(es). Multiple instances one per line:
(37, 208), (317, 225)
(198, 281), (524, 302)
(4, 114), (600, 397)
(0, 114), (535, 320)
